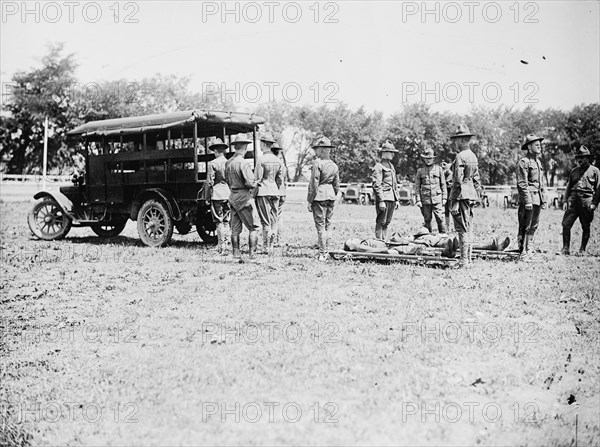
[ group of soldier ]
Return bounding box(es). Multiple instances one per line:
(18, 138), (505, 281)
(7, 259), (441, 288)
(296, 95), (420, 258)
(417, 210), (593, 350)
(204, 132), (287, 259)
(368, 124), (599, 266)
(204, 124), (599, 266)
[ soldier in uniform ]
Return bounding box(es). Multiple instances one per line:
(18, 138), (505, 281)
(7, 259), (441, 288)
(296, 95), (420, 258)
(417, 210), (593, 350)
(225, 134), (260, 259)
(516, 134), (547, 261)
(441, 161), (453, 232)
(448, 124), (481, 268)
(205, 138), (231, 253)
(372, 140), (399, 240)
(308, 136), (340, 261)
(254, 133), (284, 255)
(415, 148), (447, 234)
(561, 145), (600, 255)
(271, 142), (288, 246)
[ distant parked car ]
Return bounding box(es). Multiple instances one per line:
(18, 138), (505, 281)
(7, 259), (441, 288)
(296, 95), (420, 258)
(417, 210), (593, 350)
(341, 183), (373, 205)
(397, 180), (415, 206)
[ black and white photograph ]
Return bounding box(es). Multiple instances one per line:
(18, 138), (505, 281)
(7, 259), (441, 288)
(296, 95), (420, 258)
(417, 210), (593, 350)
(1, 0), (599, 445)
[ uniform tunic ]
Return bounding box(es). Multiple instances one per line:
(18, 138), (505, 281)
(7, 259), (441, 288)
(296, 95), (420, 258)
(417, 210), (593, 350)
(206, 155), (231, 224)
(449, 149), (481, 234)
(562, 164), (600, 236)
(225, 154), (259, 235)
(516, 155), (546, 240)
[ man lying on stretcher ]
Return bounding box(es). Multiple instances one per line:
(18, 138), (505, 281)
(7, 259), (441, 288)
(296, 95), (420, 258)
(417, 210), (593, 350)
(344, 227), (510, 258)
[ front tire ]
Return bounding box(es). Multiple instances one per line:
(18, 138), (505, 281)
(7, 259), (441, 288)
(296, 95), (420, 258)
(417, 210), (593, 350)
(28, 198), (72, 240)
(137, 199), (174, 247)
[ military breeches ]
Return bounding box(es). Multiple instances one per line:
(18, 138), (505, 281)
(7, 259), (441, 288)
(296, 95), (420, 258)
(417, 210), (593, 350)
(375, 200), (395, 228)
(421, 203), (445, 233)
(312, 200), (335, 231)
(312, 200), (335, 255)
(210, 200), (230, 225)
(230, 191), (260, 236)
(255, 196), (279, 230)
(452, 200), (474, 235)
(562, 195), (595, 236)
(518, 203), (541, 237)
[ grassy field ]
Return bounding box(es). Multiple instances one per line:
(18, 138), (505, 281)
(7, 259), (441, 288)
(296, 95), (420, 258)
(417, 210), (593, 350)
(1, 200), (599, 446)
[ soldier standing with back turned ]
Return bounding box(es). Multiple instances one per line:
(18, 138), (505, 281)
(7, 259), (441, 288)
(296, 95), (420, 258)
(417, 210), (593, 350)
(371, 140), (399, 240)
(225, 134), (260, 260)
(205, 138), (231, 254)
(254, 133), (283, 255)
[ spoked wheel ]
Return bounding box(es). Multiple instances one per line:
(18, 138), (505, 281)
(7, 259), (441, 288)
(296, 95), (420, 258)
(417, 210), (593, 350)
(196, 208), (218, 244)
(137, 199), (174, 247)
(27, 198), (72, 240)
(91, 219), (127, 238)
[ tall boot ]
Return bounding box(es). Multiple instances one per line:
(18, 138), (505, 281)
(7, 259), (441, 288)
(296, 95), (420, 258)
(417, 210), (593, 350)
(261, 228), (269, 254)
(267, 229), (275, 257)
(381, 226), (388, 241)
(517, 234), (524, 254)
(274, 218), (282, 247)
(561, 230), (571, 255)
(375, 224), (383, 240)
(466, 232), (473, 266)
(215, 223), (223, 253)
(221, 224), (230, 255)
(249, 231), (259, 259)
(520, 235), (534, 262)
(317, 229), (326, 261)
(579, 232), (590, 254)
(455, 233), (467, 268)
(231, 234), (241, 259)
(439, 221), (447, 235)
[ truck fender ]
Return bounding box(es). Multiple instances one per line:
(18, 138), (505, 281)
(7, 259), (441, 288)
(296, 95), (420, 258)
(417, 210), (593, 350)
(130, 188), (182, 221)
(33, 191), (77, 220)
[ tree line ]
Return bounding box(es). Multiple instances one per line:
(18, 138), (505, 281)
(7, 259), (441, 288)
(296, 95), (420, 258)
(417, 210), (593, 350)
(1, 44), (598, 186)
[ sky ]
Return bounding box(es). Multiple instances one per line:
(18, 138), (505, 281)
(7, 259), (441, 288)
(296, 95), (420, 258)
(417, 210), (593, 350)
(1, 0), (599, 115)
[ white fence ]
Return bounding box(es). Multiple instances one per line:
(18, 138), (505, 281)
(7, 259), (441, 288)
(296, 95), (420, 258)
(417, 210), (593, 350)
(0, 176), (565, 208)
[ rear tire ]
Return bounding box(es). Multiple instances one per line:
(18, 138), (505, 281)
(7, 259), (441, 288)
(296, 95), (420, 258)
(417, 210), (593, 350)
(196, 208), (218, 244)
(137, 199), (174, 247)
(28, 198), (72, 240)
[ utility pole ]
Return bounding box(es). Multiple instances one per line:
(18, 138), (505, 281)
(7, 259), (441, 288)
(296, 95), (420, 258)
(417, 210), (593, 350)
(42, 116), (48, 191)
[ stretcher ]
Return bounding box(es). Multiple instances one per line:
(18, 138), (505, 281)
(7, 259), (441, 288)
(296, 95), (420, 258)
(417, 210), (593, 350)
(328, 248), (520, 265)
(472, 249), (520, 260)
(328, 250), (458, 267)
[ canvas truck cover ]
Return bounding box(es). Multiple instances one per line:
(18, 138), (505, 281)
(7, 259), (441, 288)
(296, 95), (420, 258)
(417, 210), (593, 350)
(67, 110), (265, 140)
